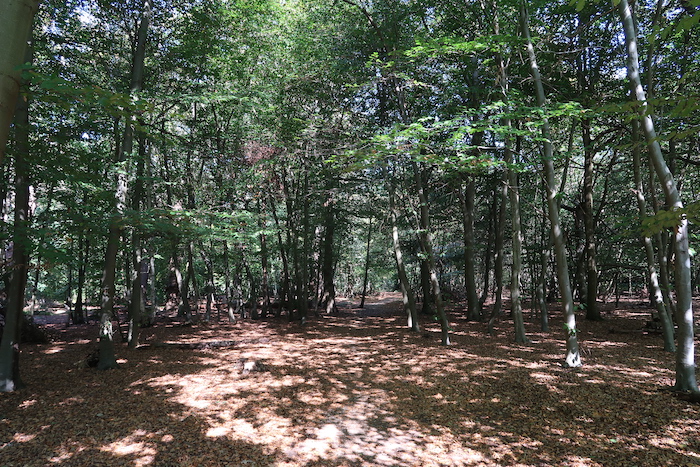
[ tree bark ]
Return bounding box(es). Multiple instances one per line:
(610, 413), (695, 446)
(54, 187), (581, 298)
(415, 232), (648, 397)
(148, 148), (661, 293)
(413, 163), (449, 345)
(459, 177), (480, 320)
(581, 119), (601, 320)
(488, 177), (507, 334)
(98, 0), (152, 369)
(389, 185), (419, 332)
(321, 204), (338, 313)
(617, 0), (697, 391)
(0, 0), (39, 161)
(0, 43), (32, 390)
(631, 119), (675, 352)
(522, 2), (580, 367)
(359, 217), (372, 309)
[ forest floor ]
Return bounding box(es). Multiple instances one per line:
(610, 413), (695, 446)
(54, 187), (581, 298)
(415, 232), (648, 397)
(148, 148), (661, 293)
(1, 293), (700, 466)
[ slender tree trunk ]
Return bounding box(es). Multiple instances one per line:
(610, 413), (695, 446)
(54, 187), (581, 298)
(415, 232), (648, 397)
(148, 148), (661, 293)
(200, 245), (215, 323)
(617, 0), (696, 392)
(459, 177), (480, 320)
(389, 185), (419, 332)
(413, 163), (449, 345)
(419, 258), (433, 315)
(127, 137), (147, 348)
(359, 217), (372, 309)
(98, 0), (151, 369)
(223, 241), (236, 322)
(270, 195), (289, 314)
(631, 119), (675, 352)
(298, 173), (311, 324)
(258, 200), (270, 318)
(582, 119), (601, 320)
(522, 2), (580, 367)
(322, 206), (338, 313)
(173, 246), (191, 321)
(479, 194), (494, 310)
(488, 177), (507, 334)
(74, 233), (88, 324)
(649, 168), (675, 317)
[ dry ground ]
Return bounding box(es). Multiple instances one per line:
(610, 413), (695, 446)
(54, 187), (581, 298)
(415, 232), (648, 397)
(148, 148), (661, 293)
(1, 294), (699, 466)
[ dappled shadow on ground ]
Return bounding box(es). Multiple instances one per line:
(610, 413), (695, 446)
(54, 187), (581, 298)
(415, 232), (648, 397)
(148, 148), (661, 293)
(1, 295), (699, 466)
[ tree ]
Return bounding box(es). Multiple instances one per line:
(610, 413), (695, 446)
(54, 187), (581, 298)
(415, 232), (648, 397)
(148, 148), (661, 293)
(521, 2), (581, 367)
(0, 0), (40, 161)
(97, 0), (152, 370)
(617, 0), (697, 393)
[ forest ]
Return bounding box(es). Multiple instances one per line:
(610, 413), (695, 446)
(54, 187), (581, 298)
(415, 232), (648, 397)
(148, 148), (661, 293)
(0, 0), (699, 465)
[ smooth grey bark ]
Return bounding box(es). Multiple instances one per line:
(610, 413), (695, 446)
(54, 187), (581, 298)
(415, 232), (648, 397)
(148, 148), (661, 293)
(389, 185), (419, 332)
(617, 0), (696, 392)
(631, 119), (675, 352)
(0, 0), (39, 161)
(522, 3), (581, 367)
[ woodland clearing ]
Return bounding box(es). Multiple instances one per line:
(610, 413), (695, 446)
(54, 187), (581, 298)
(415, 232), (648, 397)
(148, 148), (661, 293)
(1, 293), (699, 467)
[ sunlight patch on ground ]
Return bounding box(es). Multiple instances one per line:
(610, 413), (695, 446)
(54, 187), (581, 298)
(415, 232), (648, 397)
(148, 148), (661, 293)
(99, 429), (157, 466)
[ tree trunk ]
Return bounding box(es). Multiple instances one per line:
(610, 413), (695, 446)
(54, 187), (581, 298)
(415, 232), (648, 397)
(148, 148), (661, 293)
(581, 119), (601, 320)
(322, 206), (338, 313)
(522, 2), (580, 367)
(0, 0), (39, 161)
(617, 0), (697, 392)
(0, 48), (32, 390)
(389, 185), (419, 332)
(458, 177), (480, 320)
(74, 233), (88, 324)
(413, 163), (449, 345)
(269, 195), (290, 314)
(488, 177), (507, 334)
(98, 0), (151, 370)
(359, 217), (372, 309)
(223, 241), (236, 322)
(200, 244), (215, 323)
(631, 118), (675, 352)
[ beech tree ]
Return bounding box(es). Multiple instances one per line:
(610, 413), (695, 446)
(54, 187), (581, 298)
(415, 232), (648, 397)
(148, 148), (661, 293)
(0, 0), (40, 161)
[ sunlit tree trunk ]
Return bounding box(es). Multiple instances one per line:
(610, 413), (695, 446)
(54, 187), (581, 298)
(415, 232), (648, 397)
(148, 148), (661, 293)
(522, 2), (580, 367)
(631, 119), (675, 352)
(617, 0), (696, 392)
